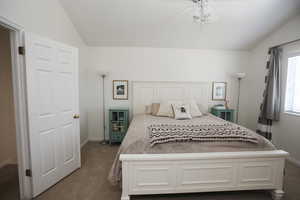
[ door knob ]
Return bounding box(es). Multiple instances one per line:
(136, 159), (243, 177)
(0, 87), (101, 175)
(73, 114), (80, 119)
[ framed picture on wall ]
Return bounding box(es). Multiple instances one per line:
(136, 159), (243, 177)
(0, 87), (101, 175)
(113, 80), (128, 100)
(212, 82), (227, 101)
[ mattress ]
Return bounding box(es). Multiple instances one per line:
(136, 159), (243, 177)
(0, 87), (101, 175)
(108, 113), (275, 185)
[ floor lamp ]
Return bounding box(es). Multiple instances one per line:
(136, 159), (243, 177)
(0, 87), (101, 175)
(98, 71), (108, 144)
(235, 72), (246, 124)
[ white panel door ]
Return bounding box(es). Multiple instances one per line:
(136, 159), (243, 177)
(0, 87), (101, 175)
(25, 34), (80, 197)
(55, 43), (80, 177)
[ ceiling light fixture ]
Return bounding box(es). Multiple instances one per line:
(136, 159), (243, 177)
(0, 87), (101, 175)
(192, 0), (218, 24)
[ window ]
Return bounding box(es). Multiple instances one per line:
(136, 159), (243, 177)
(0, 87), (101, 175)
(285, 53), (300, 114)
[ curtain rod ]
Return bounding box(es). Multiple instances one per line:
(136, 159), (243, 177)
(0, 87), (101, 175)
(270, 38), (300, 50)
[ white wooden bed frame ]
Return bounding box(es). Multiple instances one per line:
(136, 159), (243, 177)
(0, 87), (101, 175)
(120, 81), (289, 200)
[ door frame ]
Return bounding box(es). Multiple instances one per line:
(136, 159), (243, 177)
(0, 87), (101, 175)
(0, 16), (32, 199)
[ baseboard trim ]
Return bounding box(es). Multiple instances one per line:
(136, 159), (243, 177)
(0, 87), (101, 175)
(88, 138), (102, 142)
(80, 138), (89, 148)
(287, 156), (300, 167)
(0, 160), (8, 169)
(0, 158), (16, 168)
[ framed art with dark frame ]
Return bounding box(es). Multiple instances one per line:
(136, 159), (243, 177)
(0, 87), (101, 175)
(113, 80), (128, 100)
(212, 82), (227, 101)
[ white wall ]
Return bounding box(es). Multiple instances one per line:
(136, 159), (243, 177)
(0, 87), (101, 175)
(0, 0), (89, 144)
(240, 14), (300, 163)
(87, 47), (250, 141)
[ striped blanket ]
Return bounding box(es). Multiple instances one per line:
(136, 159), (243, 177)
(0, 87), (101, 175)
(148, 123), (259, 146)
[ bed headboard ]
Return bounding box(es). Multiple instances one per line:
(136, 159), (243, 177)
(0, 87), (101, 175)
(132, 81), (212, 115)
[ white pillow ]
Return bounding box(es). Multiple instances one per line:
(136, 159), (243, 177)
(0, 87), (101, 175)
(156, 102), (173, 117)
(151, 103), (160, 116)
(172, 103), (192, 120)
(156, 101), (182, 117)
(185, 100), (202, 117)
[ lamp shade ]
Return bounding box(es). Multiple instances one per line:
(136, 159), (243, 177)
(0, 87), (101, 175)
(235, 72), (246, 79)
(97, 70), (109, 77)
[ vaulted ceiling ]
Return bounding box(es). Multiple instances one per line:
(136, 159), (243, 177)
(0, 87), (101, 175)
(60, 0), (300, 50)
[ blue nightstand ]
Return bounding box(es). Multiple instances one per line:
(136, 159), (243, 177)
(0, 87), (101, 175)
(211, 107), (235, 122)
(109, 108), (129, 144)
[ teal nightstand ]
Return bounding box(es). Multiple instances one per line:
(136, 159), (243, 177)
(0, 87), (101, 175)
(109, 108), (129, 144)
(211, 107), (235, 122)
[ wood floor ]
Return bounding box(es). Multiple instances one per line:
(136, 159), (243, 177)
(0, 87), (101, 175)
(1, 142), (300, 200)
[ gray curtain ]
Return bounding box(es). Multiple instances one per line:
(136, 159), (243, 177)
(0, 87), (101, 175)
(257, 47), (282, 140)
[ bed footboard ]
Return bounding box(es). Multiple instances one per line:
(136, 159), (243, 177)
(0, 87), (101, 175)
(120, 150), (288, 200)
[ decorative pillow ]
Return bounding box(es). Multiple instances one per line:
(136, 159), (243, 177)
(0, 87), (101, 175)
(156, 102), (173, 117)
(185, 100), (202, 117)
(156, 101), (182, 117)
(151, 103), (160, 116)
(172, 103), (192, 120)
